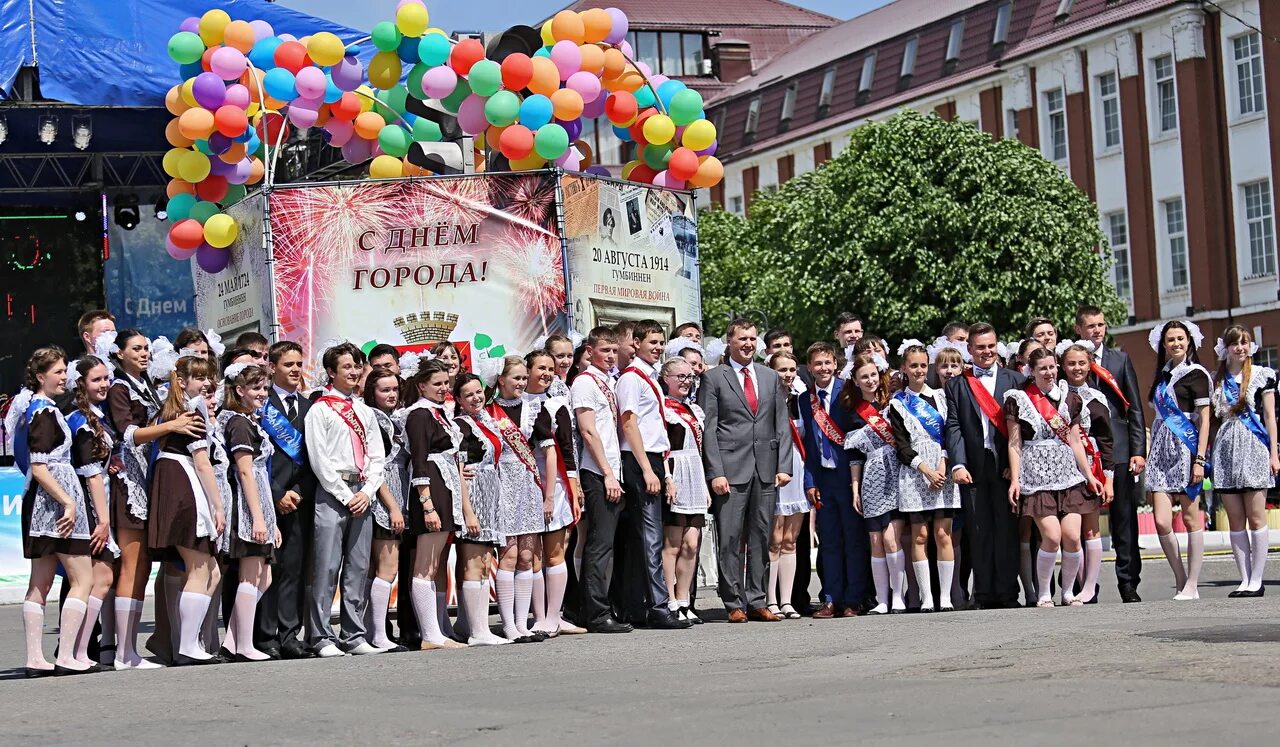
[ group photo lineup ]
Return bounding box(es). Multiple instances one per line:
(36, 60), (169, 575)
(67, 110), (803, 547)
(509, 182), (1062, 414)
(1, 0), (1278, 742)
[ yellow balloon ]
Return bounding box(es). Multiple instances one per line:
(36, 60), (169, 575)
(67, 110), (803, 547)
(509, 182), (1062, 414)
(425, 27), (448, 38)
(198, 9), (231, 47)
(308, 32), (346, 67)
(356, 85), (377, 113)
(681, 118), (717, 151)
(540, 19), (555, 47)
(369, 154), (404, 179)
(395, 2), (429, 37)
(177, 150), (211, 183)
(162, 148), (188, 179)
(203, 213), (239, 248)
(368, 52), (402, 91)
(642, 114), (676, 146)
(180, 78), (199, 108)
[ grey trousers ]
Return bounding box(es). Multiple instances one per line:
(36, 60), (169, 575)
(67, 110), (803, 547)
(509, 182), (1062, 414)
(307, 489), (372, 651)
(712, 479), (775, 610)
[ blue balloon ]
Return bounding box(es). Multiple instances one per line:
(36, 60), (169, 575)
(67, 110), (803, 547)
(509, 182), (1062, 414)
(249, 38), (282, 70)
(519, 94), (554, 130)
(344, 42), (364, 57)
(178, 61), (203, 80)
(657, 80), (687, 108)
(534, 46), (552, 58)
(397, 35), (421, 64)
(635, 85), (656, 109)
(612, 124), (633, 143)
(263, 68), (298, 102)
(323, 76), (343, 104)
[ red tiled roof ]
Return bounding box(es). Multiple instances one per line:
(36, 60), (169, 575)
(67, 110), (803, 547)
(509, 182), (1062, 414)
(552, 0), (839, 27)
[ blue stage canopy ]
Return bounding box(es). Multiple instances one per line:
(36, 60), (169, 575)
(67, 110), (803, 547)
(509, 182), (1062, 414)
(0, 0), (366, 107)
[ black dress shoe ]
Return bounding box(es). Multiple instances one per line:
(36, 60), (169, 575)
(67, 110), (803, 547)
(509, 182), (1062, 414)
(1118, 584), (1142, 603)
(259, 646), (282, 660)
(24, 667), (55, 679)
(648, 611), (692, 629)
(1245, 588), (1265, 598)
(1228, 589), (1245, 598)
(586, 618), (634, 634)
(173, 653), (220, 666)
(54, 664), (99, 676)
(280, 643), (314, 660)
(529, 630), (550, 642)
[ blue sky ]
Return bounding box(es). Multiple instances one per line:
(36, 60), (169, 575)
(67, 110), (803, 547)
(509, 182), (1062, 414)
(277, 0), (892, 33)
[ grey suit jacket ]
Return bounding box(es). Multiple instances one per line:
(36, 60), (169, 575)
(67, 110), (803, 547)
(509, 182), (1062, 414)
(697, 361), (794, 485)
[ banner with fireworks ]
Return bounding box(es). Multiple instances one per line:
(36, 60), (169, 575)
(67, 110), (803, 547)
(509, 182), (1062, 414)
(562, 174), (700, 337)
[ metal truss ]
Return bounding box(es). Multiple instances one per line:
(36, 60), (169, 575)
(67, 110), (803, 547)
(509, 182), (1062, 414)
(0, 152), (167, 195)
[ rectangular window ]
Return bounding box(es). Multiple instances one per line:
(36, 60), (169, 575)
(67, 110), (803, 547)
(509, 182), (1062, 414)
(901, 36), (918, 78)
(859, 52), (877, 93)
(1045, 88), (1067, 162)
(1244, 180), (1276, 277)
(1259, 347), (1279, 369)
(1005, 108), (1019, 139)
(1097, 72), (1121, 149)
(744, 96), (761, 135)
(1153, 55), (1178, 133)
(780, 83), (797, 123)
(1105, 212), (1132, 301)
(661, 31), (682, 76)
(1163, 198), (1189, 290)
(993, 2), (1012, 46)
(818, 67), (836, 109)
(682, 33), (704, 76)
(946, 19), (965, 62)
(1233, 33), (1265, 115)
(729, 195), (744, 215)
(635, 32), (659, 71)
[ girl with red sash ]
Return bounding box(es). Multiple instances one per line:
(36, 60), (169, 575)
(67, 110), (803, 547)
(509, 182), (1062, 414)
(1057, 341), (1114, 604)
(1211, 325), (1277, 598)
(488, 356), (558, 643)
(839, 353), (904, 614)
(660, 357), (709, 624)
(1004, 348), (1102, 608)
(765, 352), (810, 619)
(1144, 321), (1212, 601)
(523, 350), (583, 636)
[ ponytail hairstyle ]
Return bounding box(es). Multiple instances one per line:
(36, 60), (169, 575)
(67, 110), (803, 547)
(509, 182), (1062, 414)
(1148, 320), (1202, 403)
(838, 352), (890, 409)
(1216, 324), (1254, 417)
(222, 364), (270, 415)
(158, 355), (216, 426)
(73, 356), (112, 461)
(24, 346), (67, 394)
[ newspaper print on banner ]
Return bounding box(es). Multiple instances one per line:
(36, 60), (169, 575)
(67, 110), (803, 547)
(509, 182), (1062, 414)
(562, 173), (701, 338)
(265, 172), (566, 370)
(192, 193), (270, 340)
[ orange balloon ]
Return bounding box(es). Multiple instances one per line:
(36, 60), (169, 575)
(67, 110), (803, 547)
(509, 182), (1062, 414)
(166, 119), (194, 147)
(165, 85), (191, 116)
(313, 107), (331, 127)
(581, 9), (612, 44)
(167, 179), (196, 198)
(262, 94), (287, 112)
(578, 44), (605, 75)
(178, 107), (216, 140)
(169, 219), (206, 250)
(551, 10), (585, 44)
(550, 88), (584, 121)
(528, 56), (559, 97)
(353, 111), (385, 140)
(241, 68), (265, 101)
(403, 157), (432, 177)
(246, 158), (265, 185)
(602, 48), (627, 80)
(200, 46), (217, 73)
(222, 20), (256, 53)
(574, 138), (594, 169)
(219, 142), (248, 164)
(688, 155), (724, 188)
(618, 69), (645, 93)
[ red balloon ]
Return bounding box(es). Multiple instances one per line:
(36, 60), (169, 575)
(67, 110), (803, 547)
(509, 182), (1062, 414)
(200, 46), (217, 73)
(629, 109), (657, 147)
(449, 38), (485, 76)
(500, 53), (533, 92)
(605, 91), (638, 126)
(195, 175), (229, 203)
(274, 41), (311, 74)
(628, 164), (659, 184)
(499, 124), (534, 160)
(255, 112), (290, 145)
(213, 105), (248, 137)
(331, 92), (362, 121)
(169, 219), (205, 250)
(667, 147), (699, 182)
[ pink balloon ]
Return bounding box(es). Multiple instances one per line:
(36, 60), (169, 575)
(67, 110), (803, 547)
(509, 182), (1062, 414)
(179, 16), (200, 34)
(620, 40), (634, 60)
(649, 74), (670, 89)
(278, 33), (297, 42)
(635, 61), (652, 78)
(581, 93), (607, 120)
(341, 136), (372, 164)
(293, 94), (325, 110)
(224, 83), (251, 109)
(605, 8), (629, 44)
(456, 94), (489, 136)
(166, 235), (197, 260)
(294, 67), (327, 100)
(326, 118), (354, 147)
(550, 41), (582, 81)
(249, 20), (274, 41)
(566, 71), (601, 103)
(226, 158), (253, 185)
(555, 148), (582, 170)
(653, 169), (685, 189)
(210, 47), (247, 81)
(421, 65), (458, 100)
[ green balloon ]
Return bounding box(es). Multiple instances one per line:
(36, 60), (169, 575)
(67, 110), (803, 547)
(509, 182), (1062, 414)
(669, 89), (704, 127)
(407, 63), (430, 96)
(534, 123), (569, 160)
(468, 60), (502, 98)
(194, 139), (215, 156)
(222, 184), (247, 206)
(484, 91), (520, 127)
(189, 200), (219, 225)
(441, 79), (471, 114)
(412, 118), (442, 142)
(167, 193), (197, 222)
(418, 34), (451, 67)
(371, 21), (403, 53)
(378, 125), (412, 157)
(385, 85), (409, 115)
(168, 32), (205, 65)
(643, 142), (673, 171)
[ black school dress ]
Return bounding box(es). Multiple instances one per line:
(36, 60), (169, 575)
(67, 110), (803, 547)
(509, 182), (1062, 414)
(405, 400), (459, 536)
(148, 429), (217, 559)
(21, 403), (93, 558)
(70, 405), (121, 562)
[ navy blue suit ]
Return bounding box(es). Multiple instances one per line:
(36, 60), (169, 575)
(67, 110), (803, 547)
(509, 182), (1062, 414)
(799, 379), (868, 607)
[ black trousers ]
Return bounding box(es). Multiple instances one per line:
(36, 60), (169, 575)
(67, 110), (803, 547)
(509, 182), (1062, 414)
(255, 500), (314, 648)
(581, 469), (626, 624)
(791, 520), (813, 610)
(961, 451), (1019, 605)
(621, 451), (669, 619)
(1109, 464), (1143, 589)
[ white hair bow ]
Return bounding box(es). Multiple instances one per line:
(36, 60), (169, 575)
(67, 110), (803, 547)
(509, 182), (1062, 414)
(927, 337), (971, 363)
(475, 351), (504, 388)
(399, 351), (422, 379)
(665, 337), (702, 360)
(871, 353), (890, 373)
(93, 331), (119, 361)
(223, 362), (252, 382)
(1148, 320), (1205, 352)
(148, 337), (180, 381)
(205, 329), (225, 358)
(896, 339), (926, 358)
(1215, 336), (1259, 360)
(702, 338), (726, 366)
(1054, 339), (1096, 356)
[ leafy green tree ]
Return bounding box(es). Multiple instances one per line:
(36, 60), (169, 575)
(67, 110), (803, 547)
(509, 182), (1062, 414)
(697, 110), (1125, 347)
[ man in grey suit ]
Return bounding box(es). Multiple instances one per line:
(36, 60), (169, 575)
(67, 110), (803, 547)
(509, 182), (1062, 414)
(697, 318), (794, 622)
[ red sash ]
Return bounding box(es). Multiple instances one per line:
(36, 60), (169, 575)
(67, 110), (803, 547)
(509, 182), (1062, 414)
(583, 370), (618, 416)
(485, 403), (543, 489)
(808, 392), (846, 445)
(963, 371), (1010, 438)
(788, 420), (807, 461)
(471, 416), (503, 462)
(1089, 361), (1130, 411)
(316, 393), (368, 476)
(620, 365), (667, 421)
(852, 399), (894, 446)
(664, 398), (703, 451)
(1025, 385), (1104, 487)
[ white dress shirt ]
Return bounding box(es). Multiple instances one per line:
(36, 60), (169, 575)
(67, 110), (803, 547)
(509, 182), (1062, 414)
(570, 365), (621, 477)
(616, 357), (671, 454)
(972, 365), (999, 453)
(304, 387), (386, 505)
(812, 382), (837, 469)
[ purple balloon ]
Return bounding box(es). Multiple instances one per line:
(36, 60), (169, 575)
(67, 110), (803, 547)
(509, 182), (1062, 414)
(207, 132), (234, 155)
(179, 16), (200, 34)
(331, 55), (364, 92)
(341, 137), (372, 164)
(196, 243), (231, 273)
(289, 105), (319, 128)
(207, 157), (234, 177)
(227, 158), (253, 185)
(192, 72), (227, 110)
(249, 20), (275, 41)
(556, 118), (583, 142)
(605, 8), (629, 44)
(581, 94), (607, 120)
(695, 141), (718, 157)
(585, 165), (611, 177)
(166, 235), (197, 261)
(457, 94), (488, 136)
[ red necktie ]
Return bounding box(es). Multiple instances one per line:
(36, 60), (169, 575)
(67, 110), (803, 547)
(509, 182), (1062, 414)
(742, 366), (758, 414)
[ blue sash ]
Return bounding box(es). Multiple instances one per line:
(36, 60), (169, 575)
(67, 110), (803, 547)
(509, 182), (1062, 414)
(1154, 381), (1207, 499)
(1223, 374), (1270, 448)
(13, 398), (54, 475)
(895, 389), (944, 445)
(259, 400), (304, 464)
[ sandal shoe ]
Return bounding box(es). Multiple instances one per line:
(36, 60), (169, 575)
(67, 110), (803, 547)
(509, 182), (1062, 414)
(1036, 599), (1055, 609)
(779, 604), (801, 620)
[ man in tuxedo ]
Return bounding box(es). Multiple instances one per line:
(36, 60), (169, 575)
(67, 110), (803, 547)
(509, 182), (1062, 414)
(945, 323), (1025, 609)
(1076, 305), (1146, 603)
(698, 318), (794, 623)
(798, 342), (864, 617)
(255, 340), (318, 658)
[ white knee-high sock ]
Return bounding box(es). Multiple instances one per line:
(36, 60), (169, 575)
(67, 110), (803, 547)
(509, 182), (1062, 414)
(1229, 530), (1251, 591)
(1183, 529), (1204, 593)
(870, 556), (889, 613)
(1036, 550), (1057, 603)
(74, 595), (104, 665)
(778, 552), (797, 607)
(23, 601), (48, 668)
(1076, 538), (1103, 603)
(368, 578), (394, 648)
(531, 571), (546, 626)
(463, 580), (507, 645)
(57, 597), (88, 668)
(495, 569), (518, 640)
(937, 561), (955, 609)
(1247, 527), (1270, 592)
(1059, 551), (1082, 603)
(1157, 532), (1186, 591)
(912, 560), (934, 610)
(513, 570), (534, 636)
(231, 582), (267, 659)
(538, 563), (568, 631)
(412, 578), (445, 645)
(766, 555), (780, 606)
(886, 550), (907, 610)
(1019, 542), (1036, 603)
(177, 592), (213, 659)
(113, 597), (134, 665)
